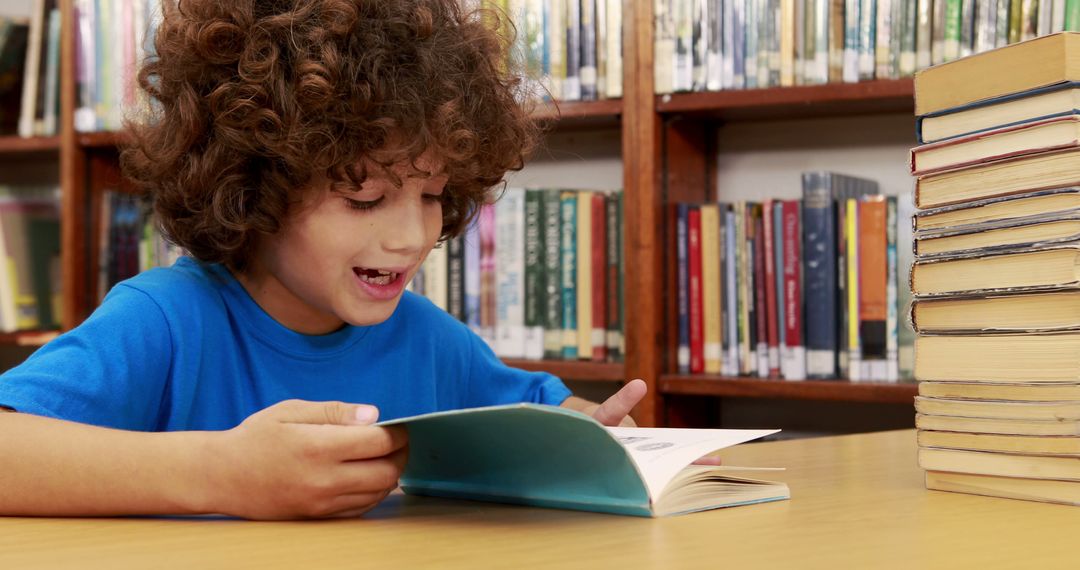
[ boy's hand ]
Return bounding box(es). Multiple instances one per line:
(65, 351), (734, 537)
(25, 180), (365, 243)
(206, 400), (407, 520)
(589, 379), (648, 427)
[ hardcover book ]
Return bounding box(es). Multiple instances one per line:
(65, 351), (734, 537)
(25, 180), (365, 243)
(379, 403), (789, 517)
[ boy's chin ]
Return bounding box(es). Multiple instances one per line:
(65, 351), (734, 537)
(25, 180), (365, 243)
(340, 299), (400, 327)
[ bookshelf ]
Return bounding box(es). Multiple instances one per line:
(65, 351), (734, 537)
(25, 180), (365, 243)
(2, 0), (922, 427)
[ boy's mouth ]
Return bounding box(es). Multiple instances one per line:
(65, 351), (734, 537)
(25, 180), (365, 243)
(353, 267), (401, 286)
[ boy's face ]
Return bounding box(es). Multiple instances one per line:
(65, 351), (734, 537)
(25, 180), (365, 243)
(240, 154), (448, 334)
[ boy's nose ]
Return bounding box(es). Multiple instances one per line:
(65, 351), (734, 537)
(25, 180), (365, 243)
(381, 202), (429, 256)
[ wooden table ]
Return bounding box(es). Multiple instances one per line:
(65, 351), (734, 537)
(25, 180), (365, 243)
(1, 429), (1077, 569)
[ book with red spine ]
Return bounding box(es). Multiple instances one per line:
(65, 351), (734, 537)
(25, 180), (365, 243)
(781, 200), (806, 380)
(688, 207), (704, 374)
(762, 199), (781, 377)
(591, 192), (607, 362)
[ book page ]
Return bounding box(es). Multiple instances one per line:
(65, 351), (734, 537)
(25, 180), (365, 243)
(606, 427), (779, 501)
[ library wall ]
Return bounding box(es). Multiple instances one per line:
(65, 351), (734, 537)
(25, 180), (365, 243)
(0, 0), (30, 18)
(715, 114), (917, 201)
(506, 128), (623, 190)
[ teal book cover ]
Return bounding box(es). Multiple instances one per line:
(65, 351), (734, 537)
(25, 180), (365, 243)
(379, 404), (789, 517)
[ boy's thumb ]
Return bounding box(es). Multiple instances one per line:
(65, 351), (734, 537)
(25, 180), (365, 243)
(276, 400), (380, 426)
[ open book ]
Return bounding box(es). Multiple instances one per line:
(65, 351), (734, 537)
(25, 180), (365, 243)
(379, 403), (789, 517)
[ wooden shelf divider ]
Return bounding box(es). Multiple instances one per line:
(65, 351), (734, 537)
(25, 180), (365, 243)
(660, 374), (918, 404)
(502, 359), (626, 382)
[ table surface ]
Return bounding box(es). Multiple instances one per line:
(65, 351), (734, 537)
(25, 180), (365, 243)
(2, 429), (1078, 569)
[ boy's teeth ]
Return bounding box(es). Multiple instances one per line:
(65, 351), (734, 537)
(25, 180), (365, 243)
(357, 269), (396, 286)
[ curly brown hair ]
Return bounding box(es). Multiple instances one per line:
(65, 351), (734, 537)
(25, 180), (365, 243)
(120, 0), (540, 271)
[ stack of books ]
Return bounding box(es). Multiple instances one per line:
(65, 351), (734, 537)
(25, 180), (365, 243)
(911, 32), (1080, 505)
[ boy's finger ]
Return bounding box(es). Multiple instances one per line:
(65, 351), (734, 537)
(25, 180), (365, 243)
(299, 423), (409, 461)
(272, 399), (380, 426)
(591, 379), (648, 426)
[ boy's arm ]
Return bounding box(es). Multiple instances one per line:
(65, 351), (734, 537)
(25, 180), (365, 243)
(560, 378), (646, 427)
(0, 400), (407, 519)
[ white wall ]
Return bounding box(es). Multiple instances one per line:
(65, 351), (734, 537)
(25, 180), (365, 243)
(714, 113), (918, 201)
(0, 0), (31, 17)
(506, 127), (623, 190)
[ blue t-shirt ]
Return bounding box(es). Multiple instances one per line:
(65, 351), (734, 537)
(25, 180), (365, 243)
(0, 257), (571, 431)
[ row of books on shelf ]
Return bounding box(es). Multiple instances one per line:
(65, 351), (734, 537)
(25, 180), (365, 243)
(0, 186), (60, 332)
(491, 0), (624, 102)
(654, 0), (1080, 93)
(407, 188), (625, 363)
(672, 174), (916, 383)
(73, 0), (160, 132)
(910, 33), (1080, 506)
(0, 3), (61, 137)
(96, 191), (182, 303)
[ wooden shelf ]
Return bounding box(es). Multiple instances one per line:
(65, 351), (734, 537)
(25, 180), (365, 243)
(656, 79), (915, 121)
(531, 99), (623, 128)
(77, 131), (128, 149)
(502, 359), (626, 382)
(0, 135), (60, 155)
(0, 330), (61, 347)
(660, 375), (918, 404)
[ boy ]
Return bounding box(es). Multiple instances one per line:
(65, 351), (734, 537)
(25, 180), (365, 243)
(0, 0), (646, 520)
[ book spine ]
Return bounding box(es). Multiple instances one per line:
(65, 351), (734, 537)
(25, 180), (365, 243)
(718, 203), (731, 374)
(842, 0), (859, 82)
(542, 190), (564, 359)
(424, 243), (449, 312)
(595, 0), (607, 98)
(560, 192), (578, 359)
(723, 0), (737, 88)
(724, 207), (740, 375)
(885, 195), (899, 382)
(590, 192), (607, 361)
(781, 0), (796, 86)
(736, 202), (750, 374)
(858, 0), (876, 79)
(763, 199), (780, 377)
(745, 203), (758, 376)
(523, 189), (545, 360)
(447, 235), (465, 322)
(676, 203), (690, 373)
(828, 0), (844, 82)
(801, 175), (837, 378)
(655, 0), (675, 94)
(846, 197), (862, 381)
(576, 191), (592, 359)
(464, 218), (482, 336)
(701, 204), (722, 374)
(859, 196), (889, 382)
(580, 0), (598, 100)
(565, 0), (582, 99)
(688, 206), (704, 374)
(773, 202), (787, 378)
(782, 200), (806, 380)
(754, 207), (769, 377)
(996, 0), (1011, 48)
(495, 189), (526, 358)
(944, 0), (961, 61)
(692, 0), (708, 90)
(900, 0), (916, 76)
(1068, 0), (1080, 31)
(709, 0), (725, 89)
(480, 204), (497, 349)
(606, 193), (623, 361)
(675, 0), (694, 91)
(917, 0), (932, 69)
(745, 0), (759, 88)
(547, 0), (566, 100)
(606, 0), (623, 97)
(733, 0), (747, 88)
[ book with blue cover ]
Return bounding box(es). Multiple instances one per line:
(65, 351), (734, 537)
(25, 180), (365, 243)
(380, 404), (788, 517)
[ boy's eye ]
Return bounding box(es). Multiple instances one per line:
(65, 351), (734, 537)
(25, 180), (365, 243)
(345, 197), (384, 211)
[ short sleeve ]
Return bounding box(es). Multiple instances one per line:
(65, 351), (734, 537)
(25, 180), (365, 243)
(464, 332), (572, 408)
(0, 284), (173, 430)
